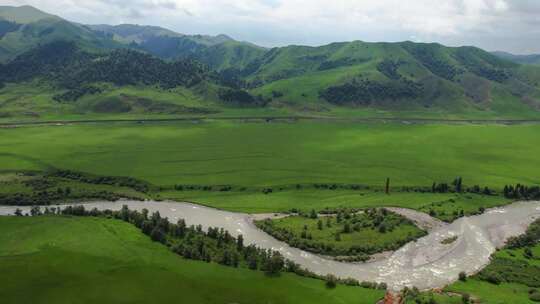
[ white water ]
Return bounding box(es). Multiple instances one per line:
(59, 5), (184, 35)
(2, 200), (539, 291)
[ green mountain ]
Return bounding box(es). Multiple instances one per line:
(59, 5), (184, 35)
(88, 24), (266, 70)
(0, 5), (58, 23)
(233, 41), (540, 113)
(493, 51), (540, 66)
(1, 5), (540, 119)
(89, 24), (233, 46)
(0, 40), (264, 118)
(0, 6), (121, 62)
(0, 6), (266, 70)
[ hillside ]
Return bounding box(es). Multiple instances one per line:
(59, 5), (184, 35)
(238, 41), (540, 114)
(0, 6), (122, 62)
(0, 5), (58, 23)
(1, 5), (540, 119)
(88, 24), (266, 70)
(493, 51), (540, 66)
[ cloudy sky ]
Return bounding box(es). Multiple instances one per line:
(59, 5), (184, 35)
(4, 0), (540, 54)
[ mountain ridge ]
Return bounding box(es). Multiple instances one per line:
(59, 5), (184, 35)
(492, 51), (540, 66)
(0, 5), (540, 119)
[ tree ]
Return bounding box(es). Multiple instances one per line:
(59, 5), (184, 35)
(524, 247), (533, 259)
(337, 212), (343, 223)
(317, 219), (323, 230)
(264, 252), (284, 275)
(232, 252), (240, 267)
(141, 208), (149, 220)
(459, 271), (467, 281)
(175, 219), (186, 237)
(237, 234), (244, 251)
(30, 206), (41, 216)
(453, 177), (463, 193)
(483, 271), (502, 285)
(503, 185), (510, 198)
(310, 209), (318, 219)
(150, 227), (166, 244)
(462, 293), (470, 304)
(343, 222), (351, 233)
(385, 178), (390, 194)
(120, 204), (130, 221)
(248, 255), (258, 270)
(325, 274), (338, 289)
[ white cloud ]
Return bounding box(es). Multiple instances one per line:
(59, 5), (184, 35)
(3, 0), (540, 53)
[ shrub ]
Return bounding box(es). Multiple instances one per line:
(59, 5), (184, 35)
(483, 271), (502, 285)
(530, 292), (540, 302)
(325, 275), (338, 289)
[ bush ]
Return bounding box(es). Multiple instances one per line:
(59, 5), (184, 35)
(530, 292), (540, 302)
(459, 271), (467, 281)
(483, 271), (502, 285)
(325, 275), (337, 289)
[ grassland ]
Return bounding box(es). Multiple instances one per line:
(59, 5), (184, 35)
(1, 121), (539, 187)
(0, 172), (147, 205)
(1, 120), (536, 215)
(0, 216), (384, 304)
(255, 209), (426, 257)
(163, 189), (511, 220)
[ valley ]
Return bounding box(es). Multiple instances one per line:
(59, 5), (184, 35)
(2, 3), (540, 304)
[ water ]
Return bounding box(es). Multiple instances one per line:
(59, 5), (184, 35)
(1, 200), (539, 291)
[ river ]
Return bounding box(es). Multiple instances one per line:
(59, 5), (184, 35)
(1, 200), (539, 291)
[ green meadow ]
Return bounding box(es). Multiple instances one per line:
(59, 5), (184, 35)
(1, 121), (539, 187)
(0, 120), (537, 214)
(0, 216), (384, 304)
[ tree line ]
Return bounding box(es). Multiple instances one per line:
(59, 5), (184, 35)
(503, 184), (540, 200)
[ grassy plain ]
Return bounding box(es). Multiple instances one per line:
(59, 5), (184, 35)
(0, 120), (536, 214)
(1, 121), (539, 187)
(0, 216), (384, 304)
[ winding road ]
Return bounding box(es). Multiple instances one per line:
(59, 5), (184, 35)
(1, 200), (539, 291)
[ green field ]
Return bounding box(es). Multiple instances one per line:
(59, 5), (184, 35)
(0, 216), (384, 304)
(255, 210), (426, 257)
(1, 120), (535, 214)
(1, 121), (539, 188)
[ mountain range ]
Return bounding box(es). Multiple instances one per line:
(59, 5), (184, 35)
(1, 5), (540, 119)
(492, 51), (540, 66)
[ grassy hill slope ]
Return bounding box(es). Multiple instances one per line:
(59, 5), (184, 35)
(0, 6), (121, 62)
(0, 216), (383, 304)
(493, 51), (540, 66)
(243, 41), (540, 115)
(89, 23), (267, 70)
(1, 5), (540, 118)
